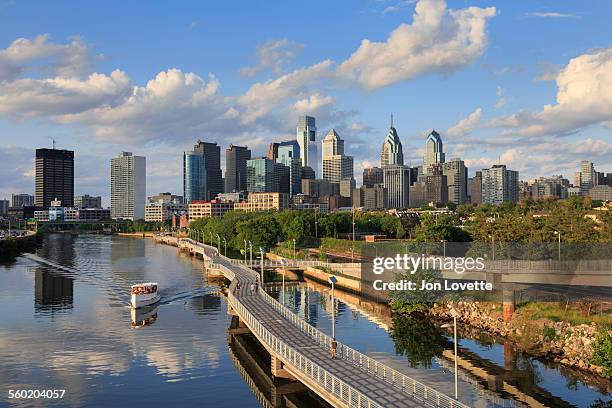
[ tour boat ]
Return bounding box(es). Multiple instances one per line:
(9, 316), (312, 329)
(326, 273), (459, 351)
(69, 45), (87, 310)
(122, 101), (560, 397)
(130, 304), (158, 327)
(130, 282), (161, 308)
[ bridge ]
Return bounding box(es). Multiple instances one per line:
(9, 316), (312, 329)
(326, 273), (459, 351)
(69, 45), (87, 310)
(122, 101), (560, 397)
(162, 236), (467, 408)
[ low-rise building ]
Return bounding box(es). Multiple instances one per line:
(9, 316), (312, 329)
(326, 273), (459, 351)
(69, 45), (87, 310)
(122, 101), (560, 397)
(145, 202), (187, 222)
(74, 194), (102, 209)
(234, 192), (289, 212)
(188, 200), (235, 220)
(78, 208), (111, 221)
(34, 210), (49, 221)
(589, 185), (612, 201)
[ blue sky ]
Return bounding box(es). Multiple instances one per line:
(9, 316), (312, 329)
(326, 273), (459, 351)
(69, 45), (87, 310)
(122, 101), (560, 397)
(1, 0), (611, 205)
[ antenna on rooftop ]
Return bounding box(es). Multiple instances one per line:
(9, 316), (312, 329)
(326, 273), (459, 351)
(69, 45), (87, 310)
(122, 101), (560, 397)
(52, 139), (56, 149)
(390, 112), (394, 128)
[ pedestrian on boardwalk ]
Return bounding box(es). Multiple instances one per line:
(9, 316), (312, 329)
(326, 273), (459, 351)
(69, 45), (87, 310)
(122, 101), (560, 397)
(250, 283), (255, 293)
(254, 280), (259, 293)
(330, 338), (338, 359)
(236, 283), (241, 295)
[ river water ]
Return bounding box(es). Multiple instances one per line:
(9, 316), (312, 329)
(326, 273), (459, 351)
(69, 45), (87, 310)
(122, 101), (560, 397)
(0, 234), (609, 408)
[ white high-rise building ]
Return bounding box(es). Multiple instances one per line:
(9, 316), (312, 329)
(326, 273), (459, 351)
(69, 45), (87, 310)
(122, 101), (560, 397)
(296, 116), (318, 177)
(424, 130), (445, 172)
(579, 160), (596, 195)
(380, 114), (404, 167)
(111, 152), (146, 220)
(322, 129), (353, 183)
(482, 164), (518, 205)
(383, 165), (411, 209)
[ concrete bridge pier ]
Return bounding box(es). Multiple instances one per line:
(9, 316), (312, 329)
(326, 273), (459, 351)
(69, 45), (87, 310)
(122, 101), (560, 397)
(271, 356), (295, 380)
(502, 284), (516, 322)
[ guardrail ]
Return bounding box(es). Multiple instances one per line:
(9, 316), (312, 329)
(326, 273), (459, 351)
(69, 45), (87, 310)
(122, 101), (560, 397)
(179, 238), (467, 407)
(226, 277), (382, 408)
(257, 287), (468, 408)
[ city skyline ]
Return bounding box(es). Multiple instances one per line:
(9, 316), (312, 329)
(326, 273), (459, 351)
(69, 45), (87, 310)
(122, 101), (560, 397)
(1, 0), (611, 205)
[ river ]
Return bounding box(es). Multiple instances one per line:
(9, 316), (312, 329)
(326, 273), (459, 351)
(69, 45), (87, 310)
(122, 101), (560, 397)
(0, 234), (609, 408)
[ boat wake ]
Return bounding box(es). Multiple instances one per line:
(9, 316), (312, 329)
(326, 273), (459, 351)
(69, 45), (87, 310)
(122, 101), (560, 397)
(23, 253), (218, 308)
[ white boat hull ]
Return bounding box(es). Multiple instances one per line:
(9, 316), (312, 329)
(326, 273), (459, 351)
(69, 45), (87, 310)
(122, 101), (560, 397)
(131, 293), (161, 309)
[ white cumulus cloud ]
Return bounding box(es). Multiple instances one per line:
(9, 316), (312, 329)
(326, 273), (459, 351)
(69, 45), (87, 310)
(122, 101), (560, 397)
(490, 48), (612, 137)
(447, 107), (482, 137)
(239, 39), (304, 77)
(337, 0), (496, 90)
(0, 34), (94, 81)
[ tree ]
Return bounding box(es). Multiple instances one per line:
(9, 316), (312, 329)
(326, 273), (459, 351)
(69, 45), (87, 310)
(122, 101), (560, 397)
(390, 315), (447, 368)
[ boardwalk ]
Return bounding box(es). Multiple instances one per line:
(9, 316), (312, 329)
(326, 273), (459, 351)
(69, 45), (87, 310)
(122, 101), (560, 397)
(174, 238), (467, 408)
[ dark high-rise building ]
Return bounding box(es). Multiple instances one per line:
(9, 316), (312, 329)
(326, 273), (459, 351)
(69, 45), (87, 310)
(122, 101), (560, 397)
(301, 166), (315, 180)
(471, 171), (483, 205)
(246, 157), (289, 193)
(35, 148), (74, 208)
(192, 140), (223, 200)
(363, 167), (383, 187)
(267, 142), (279, 161)
(225, 145), (251, 193)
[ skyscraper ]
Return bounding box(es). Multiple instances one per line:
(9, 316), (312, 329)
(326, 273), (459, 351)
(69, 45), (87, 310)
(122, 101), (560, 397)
(111, 152), (146, 220)
(482, 165), (519, 205)
(277, 141), (302, 196)
(424, 130), (445, 172)
(246, 157), (285, 193)
(471, 171), (483, 205)
(183, 151), (206, 203)
(442, 158), (468, 205)
(193, 140), (223, 200)
(321, 129), (354, 183)
(363, 167), (383, 187)
(380, 114), (404, 166)
(578, 160), (596, 195)
(225, 144), (251, 193)
(35, 148), (74, 208)
(383, 165), (411, 209)
(296, 116), (318, 177)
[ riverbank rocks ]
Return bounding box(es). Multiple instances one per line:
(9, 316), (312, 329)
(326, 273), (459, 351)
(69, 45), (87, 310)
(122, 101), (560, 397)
(427, 301), (609, 379)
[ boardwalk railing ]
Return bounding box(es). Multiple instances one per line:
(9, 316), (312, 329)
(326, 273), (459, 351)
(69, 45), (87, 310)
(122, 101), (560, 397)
(177, 238), (468, 408)
(226, 270), (383, 408)
(257, 282), (468, 408)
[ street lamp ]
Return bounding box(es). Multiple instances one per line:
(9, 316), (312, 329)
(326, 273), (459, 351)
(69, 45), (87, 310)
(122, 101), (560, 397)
(441, 239), (446, 257)
(441, 306), (460, 400)
(216, 233), (221, 254)
(314, 207), (318, 240)
(209, 231), (213, 247)
(259, 247), (265, 285)
(293, 238), (297, 259)
(554, 231), (561, 261)
(488, 234), (495, 261)
(328, 275), (338, 339)
(222, 236), (227, 257)
(244, 239), (247, 262)
(248, 240), (253, 267)
(280, 259), (287, 304)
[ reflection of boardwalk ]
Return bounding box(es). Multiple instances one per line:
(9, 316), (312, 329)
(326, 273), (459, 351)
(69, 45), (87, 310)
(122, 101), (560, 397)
(172, 237), (466, 408)
(228, 328), (327, 408)
(440, 347), (575, 408)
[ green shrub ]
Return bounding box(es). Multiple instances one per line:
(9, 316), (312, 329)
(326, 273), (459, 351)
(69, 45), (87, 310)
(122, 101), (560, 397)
(591, 331), (612, 378)
(543, 326), (557, 340)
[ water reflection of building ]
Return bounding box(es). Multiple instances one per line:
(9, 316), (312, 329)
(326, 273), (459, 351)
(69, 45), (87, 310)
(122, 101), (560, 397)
(37, 233), (77, 267)
(35, 268), (74, 311)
